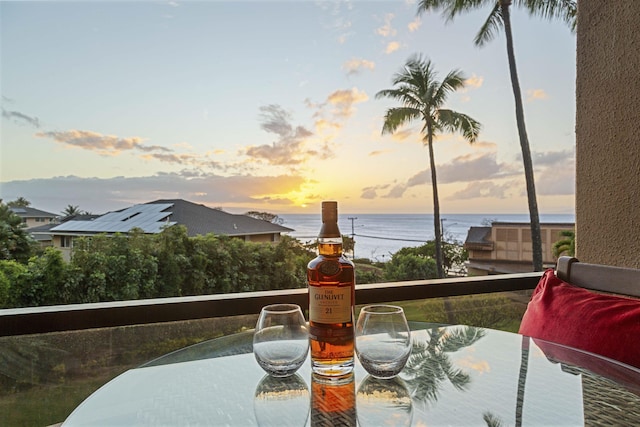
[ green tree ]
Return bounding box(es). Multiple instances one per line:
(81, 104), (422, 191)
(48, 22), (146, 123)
(6, 197), (31, 208)
(0, 202), (35, 263)
(395, 239), (468, 277)
(376, 55), (480, 278)
(61, 204), (81, 217)
(11, 248), (69, 307)
(244, 211), (284, 225)
(416, 0), (577, 271)
(384, 253), (438, 282)
(0, 260), (28, 307)
(552, 230), (575, 257)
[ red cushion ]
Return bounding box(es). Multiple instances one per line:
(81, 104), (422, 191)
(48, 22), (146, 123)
(519, 269), (640, 368)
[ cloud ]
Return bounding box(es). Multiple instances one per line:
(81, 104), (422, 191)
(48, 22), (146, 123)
(140, 152), (226, 171)
(534, 149), (573, 167)
(437, 152), (515, 184)
(314, 118), (342, 134)
(385, 41), (401, 54)
(35, 130), (171, 156)
(534, 149), (575, 195)
(316, 0), (353, 44)
(2, 108), (41, 128)
(376, 13), (397, 37)
(447, 149), (575, 199)
(399, 152), (515, 188)
(244, 104), (320, 166)
(368, 149), (391, 156)
(450, 181), (522, 200)
(526, 89), (549, 102)
(360, 144), (575, 203)
(465, 74), (484, 89)
(326, 88), (369, 119)
(360, 183), (390, 199)
(408, 17), (421, 32)
(0, 172), (308, 214)
(388, 128), (417, 142)
(361, 149), (522, 200)
(343, 58), (375, 76)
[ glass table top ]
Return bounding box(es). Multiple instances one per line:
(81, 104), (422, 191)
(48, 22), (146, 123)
(62, 323), (640, 426)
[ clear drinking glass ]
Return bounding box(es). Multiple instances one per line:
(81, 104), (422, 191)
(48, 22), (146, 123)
(355, 305), (411, 379)
(253, 304), (309, 377)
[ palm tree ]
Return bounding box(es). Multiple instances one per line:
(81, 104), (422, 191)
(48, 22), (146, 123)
(403, 326), (485, 404)
(61, 205), (81, 217)
(7, 197), (31, 208)
(552, 230), (575, 257)
(416, 0), (576, 272)
(376, 55), (481, 278)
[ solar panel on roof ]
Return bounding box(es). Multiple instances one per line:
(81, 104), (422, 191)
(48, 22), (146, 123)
(51, 203), (175, 233)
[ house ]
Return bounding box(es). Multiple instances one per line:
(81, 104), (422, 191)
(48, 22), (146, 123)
(464, 222), (575, 275)
(32, 199), (294, 261)
(28, 213), (100, 249)
(9, 206), (58, 229)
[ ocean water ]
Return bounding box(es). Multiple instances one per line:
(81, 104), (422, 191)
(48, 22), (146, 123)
(279, 213), (575, 262)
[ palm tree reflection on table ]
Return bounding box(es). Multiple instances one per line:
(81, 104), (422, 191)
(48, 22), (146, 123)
(403, 326), (486, 405)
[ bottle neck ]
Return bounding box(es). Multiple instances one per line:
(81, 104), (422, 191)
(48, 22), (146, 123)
(318, 201), (341, 256)
(318, 236), (343, 256)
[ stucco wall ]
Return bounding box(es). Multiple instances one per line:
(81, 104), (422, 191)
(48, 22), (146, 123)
(576, 0), (640, 268)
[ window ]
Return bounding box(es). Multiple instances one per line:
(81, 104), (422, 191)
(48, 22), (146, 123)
(60, 236), (72, 248)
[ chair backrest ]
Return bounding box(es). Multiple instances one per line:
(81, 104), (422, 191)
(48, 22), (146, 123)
(556, 256), (640, 298)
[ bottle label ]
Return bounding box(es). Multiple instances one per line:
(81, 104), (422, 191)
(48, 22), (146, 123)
(309, 285), (352, 323)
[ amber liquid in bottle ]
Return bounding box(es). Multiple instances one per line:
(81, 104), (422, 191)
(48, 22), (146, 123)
(307, 201), (355, 377)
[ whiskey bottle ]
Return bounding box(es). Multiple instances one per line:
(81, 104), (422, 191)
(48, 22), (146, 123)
(307, 201), (355, 377)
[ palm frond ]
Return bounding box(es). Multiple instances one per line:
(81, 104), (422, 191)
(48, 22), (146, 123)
(483, 411), (505, 427)
(523, 0), (577, 33)
(432, 69), (466, 105)
(437, 110), (482, 143)
(474, 2), (502, 47)
(439, 326), (486, 352)
(380, 107), (421, 135)
(417, 0), (489, 23)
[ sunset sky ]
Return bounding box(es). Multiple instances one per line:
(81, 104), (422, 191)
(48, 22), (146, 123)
(0, 0), (576, 215)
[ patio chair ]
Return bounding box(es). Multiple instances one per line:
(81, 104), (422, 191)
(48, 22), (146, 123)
(519, 256), (640, 368)
(556, 256), (640, 298)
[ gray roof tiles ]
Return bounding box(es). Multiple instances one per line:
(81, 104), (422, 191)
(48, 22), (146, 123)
(147, 199), (293, 237)
(46, 199), (293, 237)
(464, 226), (492, 245)
(9, 206), (58, 218)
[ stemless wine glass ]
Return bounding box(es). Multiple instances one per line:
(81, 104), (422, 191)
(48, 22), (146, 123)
(253, 304), (309, 377)
(355, 305), (411, 379)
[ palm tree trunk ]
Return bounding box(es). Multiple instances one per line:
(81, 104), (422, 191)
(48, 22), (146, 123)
(501, 2), (543, 271)
(427, 129), (444, 279)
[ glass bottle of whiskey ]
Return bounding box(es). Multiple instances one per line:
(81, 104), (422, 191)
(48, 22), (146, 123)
(307, 201), (355, 377)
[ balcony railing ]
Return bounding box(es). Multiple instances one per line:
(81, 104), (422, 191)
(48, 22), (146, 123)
(1, 272), (542, 336)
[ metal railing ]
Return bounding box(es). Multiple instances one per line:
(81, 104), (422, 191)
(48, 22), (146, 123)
(0, 272), (542, 336)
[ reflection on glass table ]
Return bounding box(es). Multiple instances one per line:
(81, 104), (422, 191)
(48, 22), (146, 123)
(62, 323), (640, 426)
